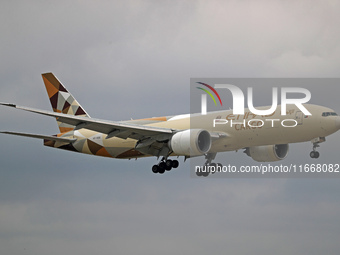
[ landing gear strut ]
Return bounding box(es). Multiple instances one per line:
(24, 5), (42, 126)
(152, 157), (179, 174)
(309, 137), (325, 159)
(196, 153), (222, 177)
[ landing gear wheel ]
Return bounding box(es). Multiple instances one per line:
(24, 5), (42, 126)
(310, 151), (320, 159)
(165, 160), (173, 171)
(202, 168), (210, 177)
(172, 160), (179, 168)
(152, 165), (159, 173)
(158, 162), (166, 174)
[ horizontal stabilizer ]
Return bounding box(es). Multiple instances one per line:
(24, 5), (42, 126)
(0, 131), (76, 143)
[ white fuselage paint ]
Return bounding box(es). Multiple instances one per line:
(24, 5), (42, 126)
(60, 104), (340, 158)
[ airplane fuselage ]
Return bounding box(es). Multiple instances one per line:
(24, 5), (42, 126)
(45, 104), (340, 159)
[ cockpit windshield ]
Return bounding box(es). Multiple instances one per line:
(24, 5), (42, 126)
(322, 112), (338, 117)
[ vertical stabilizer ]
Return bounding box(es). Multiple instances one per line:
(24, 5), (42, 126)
(42, 73), (90, 133)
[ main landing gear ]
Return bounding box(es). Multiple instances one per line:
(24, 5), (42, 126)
(152, 158), (179, 174)
(196, 153), (222, 177)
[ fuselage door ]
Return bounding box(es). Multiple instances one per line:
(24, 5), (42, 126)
(295, 111), (303, 125)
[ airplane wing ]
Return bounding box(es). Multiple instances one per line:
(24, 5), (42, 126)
(0, 103), (175, 141)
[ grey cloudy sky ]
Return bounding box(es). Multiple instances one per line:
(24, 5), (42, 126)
(1, 1), (340, 255)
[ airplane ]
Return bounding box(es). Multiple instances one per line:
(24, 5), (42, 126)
(1, 73), (340, 176)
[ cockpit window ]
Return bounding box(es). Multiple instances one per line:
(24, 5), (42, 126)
(322, 112), (338, 117)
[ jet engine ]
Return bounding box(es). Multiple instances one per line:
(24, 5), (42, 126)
(169, 129), (211, 156)
(245, 144), (289, 162)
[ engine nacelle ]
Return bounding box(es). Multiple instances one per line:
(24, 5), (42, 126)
(245, 144), (289, 162)
(170, 129), (211, 156)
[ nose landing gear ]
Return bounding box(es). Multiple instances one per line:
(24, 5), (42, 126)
(309, 137), (325, 159)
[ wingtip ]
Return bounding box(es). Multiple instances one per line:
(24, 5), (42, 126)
(0, 102), (16, 108)
(0, 131), (14, 136)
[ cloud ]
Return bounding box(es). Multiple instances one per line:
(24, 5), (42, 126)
(1, 1), (340, 255)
